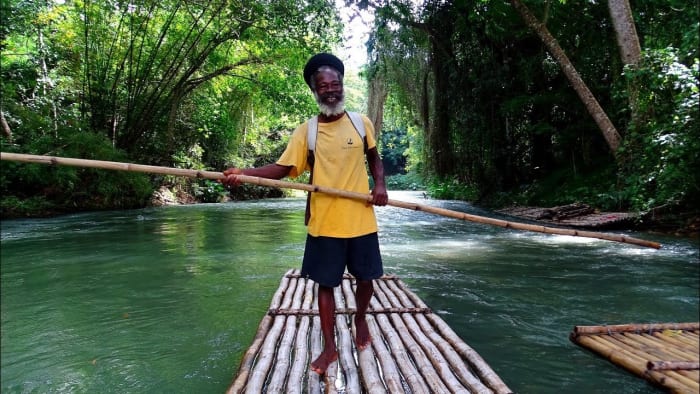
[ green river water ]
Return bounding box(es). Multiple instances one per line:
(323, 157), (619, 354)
(1, 191), (698, 393)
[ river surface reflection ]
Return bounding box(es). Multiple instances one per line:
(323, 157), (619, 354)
(1, 191), (698, 393)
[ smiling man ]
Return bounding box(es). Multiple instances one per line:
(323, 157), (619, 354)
(222, 53), (388, 375)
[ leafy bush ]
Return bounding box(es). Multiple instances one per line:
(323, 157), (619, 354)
(192, 180), (228, 203)
(1, 132), (153, 217)
(425, 177), (479, 201)
(385, 173), (425, 191)
(619, 48), (700, 212)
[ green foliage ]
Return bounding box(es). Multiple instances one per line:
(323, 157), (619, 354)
(385, 172), (425, 191)
(369, 0), (699, 220)
(425, 176), (479, 201)
(1, 0), (344, 215)
(192, 180), (228, 203)
(618, 48), (700, 212)
(1, 132), (153, 217)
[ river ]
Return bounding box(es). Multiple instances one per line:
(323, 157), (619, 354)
(1, 191), (698, 393)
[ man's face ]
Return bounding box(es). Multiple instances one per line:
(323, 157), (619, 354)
(313, 69), (345, 116)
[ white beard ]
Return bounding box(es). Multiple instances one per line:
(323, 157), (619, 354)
(314, 93), (345, 117)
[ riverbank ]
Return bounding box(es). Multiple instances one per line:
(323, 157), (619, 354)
(2, 188), (698, 239)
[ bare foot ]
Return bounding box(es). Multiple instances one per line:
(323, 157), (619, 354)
(355, 316), (372, 350)
(310, 348), (338, 375)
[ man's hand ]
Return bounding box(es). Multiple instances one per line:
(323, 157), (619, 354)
(221, 168), (244, 188)
(370, 185), (388, 206)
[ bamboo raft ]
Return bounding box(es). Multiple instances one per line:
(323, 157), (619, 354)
(228, 269), (512, 393)
(497, 205), (638, 229)
(570, 322), (700, 393)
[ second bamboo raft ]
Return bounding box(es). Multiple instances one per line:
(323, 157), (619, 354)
(228, 269), (512, 393)
(570, 322), (700, 394)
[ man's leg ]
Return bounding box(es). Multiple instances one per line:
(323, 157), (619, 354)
(310, 285), (338, 374)
(354, 280), (373, 350)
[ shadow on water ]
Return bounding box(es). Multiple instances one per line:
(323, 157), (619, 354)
(1, 191), (698, 393)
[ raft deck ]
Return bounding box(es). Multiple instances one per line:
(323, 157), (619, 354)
(228, 269), (512, 393)
(570, 322), (700, 393)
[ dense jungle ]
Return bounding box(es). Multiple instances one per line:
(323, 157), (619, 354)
(1, 0), (698, 234)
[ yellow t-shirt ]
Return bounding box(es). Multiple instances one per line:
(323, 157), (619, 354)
(276, 114), (378, 238)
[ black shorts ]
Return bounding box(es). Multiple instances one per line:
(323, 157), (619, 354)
(301, 232), (383, 287)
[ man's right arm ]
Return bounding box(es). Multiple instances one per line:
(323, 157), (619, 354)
(222, 164), (292, 187)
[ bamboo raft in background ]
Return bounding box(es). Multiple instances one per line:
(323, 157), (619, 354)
(228, 269), (513, 394)
(570, 322), (700, 394)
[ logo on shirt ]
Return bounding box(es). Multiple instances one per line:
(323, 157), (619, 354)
(346, 138), (354, 145)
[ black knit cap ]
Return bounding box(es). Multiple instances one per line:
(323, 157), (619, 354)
(303, 53), (344, 87)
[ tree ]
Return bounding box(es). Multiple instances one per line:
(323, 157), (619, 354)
(1, 0), (345, 214)
(71, 0), (340, 163)
(607, 0), (642, 123)
(510, 0), (622, 153)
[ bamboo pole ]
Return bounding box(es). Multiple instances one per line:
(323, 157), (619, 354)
(308, 312), (322, 393)
(597, 334), (700, 392)
(647, 361), (700, 371)
(334, 286), (360, 393)
(650, 332), (699, 357)
(369, 289), (430, 393)
(356, 280), (405, 392)
(266, 278), (304, 392)
(633, 333), (699, 362)
(394, 279), (513, 394)
(374, 281), (450, 393)
(678, 331), (700, 347)
(286, 280), (314, 394)
(340, 280), (385, 393)
(227, 268), (294, 394)
(575, 335), (696, 393)
(0, 152), (661, 249)
(384, 279), (492, 393)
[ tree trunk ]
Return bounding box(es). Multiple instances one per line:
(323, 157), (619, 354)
(608, 0), (642, 124)
(37, 23), (59, 137)
(1, 111), (12, 142)
(510, 0), (622, 153)
(366, 73), (388, 142)
(607, 0), (641, 66)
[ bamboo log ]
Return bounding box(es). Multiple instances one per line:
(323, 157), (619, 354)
(287, 280), (315, 394)
(245, 274), (301, 393)
(267, 306), (432, 316)
(244, 316), (286, 393)
(308, 312), (322, 393)
(333, 286), (361, 393)
(678, 331), (700, 347)
(340, 280), (386, 393)
(374, 281), (450, 393)
(649, 332), (699, 355)
(227, 269), (294, 394)
(266, 278), (304, 392)
(394, 279), (513, 393)
(366, 313), (404, 392)
(359, 282), (405, 392)
(576, 335), (696, 393)
(648, 361), (700, 371)
(0, 152), (662, 249)
(384, 279), (492, 393)
(634, 333), (700, 362)
(370, 292), (431, 393)
(610, 333), (695, 372)
(321, 286), (340, 394)
(572, 322), (699, 336)
(399, 304), (485, 392)
(597, 334), (700, 392)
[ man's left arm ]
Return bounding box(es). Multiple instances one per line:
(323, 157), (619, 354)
(366, 147), (388, 206)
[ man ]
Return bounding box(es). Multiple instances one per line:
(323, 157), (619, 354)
(222, 53), (388, 375)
